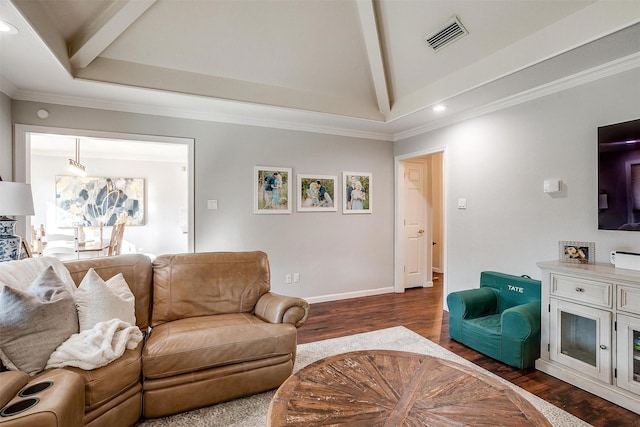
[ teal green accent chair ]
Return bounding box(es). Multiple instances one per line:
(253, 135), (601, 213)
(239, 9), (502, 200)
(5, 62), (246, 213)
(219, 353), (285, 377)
(446, 271), (542, 369)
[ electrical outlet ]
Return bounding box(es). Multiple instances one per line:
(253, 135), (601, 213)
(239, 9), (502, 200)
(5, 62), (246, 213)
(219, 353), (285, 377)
(285, 274), (292, 284)
(293, 273), (300, 283)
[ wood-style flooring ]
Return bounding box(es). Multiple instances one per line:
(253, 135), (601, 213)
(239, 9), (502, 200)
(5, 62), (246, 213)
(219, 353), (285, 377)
(296, 275), (640, 426)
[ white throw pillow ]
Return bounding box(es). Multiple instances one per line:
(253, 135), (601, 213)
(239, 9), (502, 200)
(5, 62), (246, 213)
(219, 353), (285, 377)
(75, 269), (136, 331)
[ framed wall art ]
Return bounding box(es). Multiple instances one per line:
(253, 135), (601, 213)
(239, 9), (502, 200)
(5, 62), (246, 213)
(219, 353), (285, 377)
(559, 241), (595, 264)
(297, 174), (337, 212)
(343, 171), (372, 214)
(55, 175), (145, 227)
(254, 166), (292, 214)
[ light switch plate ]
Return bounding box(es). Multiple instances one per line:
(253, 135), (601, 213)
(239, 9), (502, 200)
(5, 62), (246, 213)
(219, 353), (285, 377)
(207, 200), (218, 210)
(543, 179), (561, 193)
(457, 198), (467, 209)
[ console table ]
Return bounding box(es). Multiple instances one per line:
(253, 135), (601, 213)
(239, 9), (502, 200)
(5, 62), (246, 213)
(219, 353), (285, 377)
(536, 260), (640, 414)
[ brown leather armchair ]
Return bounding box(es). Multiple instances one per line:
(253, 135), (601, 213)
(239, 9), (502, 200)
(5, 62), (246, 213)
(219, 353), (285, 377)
(142, 251), (309, 418)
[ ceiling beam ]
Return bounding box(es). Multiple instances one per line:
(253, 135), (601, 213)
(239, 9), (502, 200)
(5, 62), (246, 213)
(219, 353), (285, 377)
(69, 0), (157, 70)
(356, 0), (390, 119)
(10, 0), (74, 76)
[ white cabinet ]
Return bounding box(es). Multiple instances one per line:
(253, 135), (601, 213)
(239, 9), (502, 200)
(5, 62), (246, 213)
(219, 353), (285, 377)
(617, 314), (640, 395)
(549, 298), (612, 383)
(537, 261), (640, 414)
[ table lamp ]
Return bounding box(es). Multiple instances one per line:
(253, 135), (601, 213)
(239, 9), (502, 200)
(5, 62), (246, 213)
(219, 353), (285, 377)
(0, 180), (35, 262)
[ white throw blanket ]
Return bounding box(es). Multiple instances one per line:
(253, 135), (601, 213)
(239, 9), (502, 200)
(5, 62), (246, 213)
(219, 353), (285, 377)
(46, 318), (143, 371)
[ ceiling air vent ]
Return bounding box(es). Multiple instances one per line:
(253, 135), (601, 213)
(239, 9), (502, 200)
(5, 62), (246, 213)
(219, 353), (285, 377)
(425, 16), (468, 51)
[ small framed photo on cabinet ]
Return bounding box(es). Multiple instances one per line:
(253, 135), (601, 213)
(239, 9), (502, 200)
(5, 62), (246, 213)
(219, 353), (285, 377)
(559, 241), (595, 264)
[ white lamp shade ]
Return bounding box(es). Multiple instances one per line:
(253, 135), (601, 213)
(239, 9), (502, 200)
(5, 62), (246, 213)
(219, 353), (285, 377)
(0, 181), (35, 216)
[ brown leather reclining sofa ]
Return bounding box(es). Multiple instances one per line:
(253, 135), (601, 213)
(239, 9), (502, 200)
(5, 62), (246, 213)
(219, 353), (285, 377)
(0, 251), (309, 426)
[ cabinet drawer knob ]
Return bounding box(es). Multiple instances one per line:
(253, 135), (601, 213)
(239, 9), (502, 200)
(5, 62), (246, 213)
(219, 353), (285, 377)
(599, 345), (607, 350)
(575, 287), (585, 292)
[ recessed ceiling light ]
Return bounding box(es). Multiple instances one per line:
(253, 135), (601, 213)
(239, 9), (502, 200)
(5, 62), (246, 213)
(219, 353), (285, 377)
(0, 21), (18, 35)
(432, 104), (447, 112)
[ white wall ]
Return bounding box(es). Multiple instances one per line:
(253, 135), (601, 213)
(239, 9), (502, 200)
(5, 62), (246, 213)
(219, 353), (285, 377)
(30, 153), (188, 257)
(0, 92), (11, 180)
(395, 67), (640, 295)
(12, 68), (637, 302)
(11, 104), (395, 301)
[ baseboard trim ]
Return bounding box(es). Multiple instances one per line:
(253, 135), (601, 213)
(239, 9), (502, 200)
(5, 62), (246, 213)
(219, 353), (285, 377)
(305, 287), (395, 304)
(535, 359), (640, 415)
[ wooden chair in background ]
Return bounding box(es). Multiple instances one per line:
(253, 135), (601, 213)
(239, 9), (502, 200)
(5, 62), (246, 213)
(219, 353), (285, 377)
(42, 232), (79, 260)
(108, 223), (126, 256)
(19, 239), (33, 259)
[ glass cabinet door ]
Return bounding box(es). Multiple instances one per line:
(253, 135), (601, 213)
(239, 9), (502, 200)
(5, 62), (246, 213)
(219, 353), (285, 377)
(636, 330), (640, 382)
(550, 298), (612, 383)
(616, 314), (640, 394)
(560, 310), (597, 366)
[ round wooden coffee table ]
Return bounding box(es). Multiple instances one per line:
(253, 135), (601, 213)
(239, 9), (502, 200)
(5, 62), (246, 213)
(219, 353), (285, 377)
(267, 350), (551, 426)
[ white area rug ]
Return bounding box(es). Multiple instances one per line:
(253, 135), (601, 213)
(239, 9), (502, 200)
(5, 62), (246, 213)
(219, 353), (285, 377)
(135, 326), (590, 426)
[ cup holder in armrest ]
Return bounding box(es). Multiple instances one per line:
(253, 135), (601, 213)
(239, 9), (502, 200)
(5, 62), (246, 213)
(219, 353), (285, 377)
(0, 398), (39, 417)
(19, 381), (53, 397)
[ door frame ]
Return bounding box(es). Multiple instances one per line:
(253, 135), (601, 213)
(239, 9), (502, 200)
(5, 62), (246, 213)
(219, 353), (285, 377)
(13, 124), (196, 252)
(394, 147), (447, 294)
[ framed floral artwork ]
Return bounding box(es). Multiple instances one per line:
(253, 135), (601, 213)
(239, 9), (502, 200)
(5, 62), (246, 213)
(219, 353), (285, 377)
(343, 172), (372, 214)
(55, 175), (145, 226)
(297, 174), (337, 212)
(254, 166), (292, 214)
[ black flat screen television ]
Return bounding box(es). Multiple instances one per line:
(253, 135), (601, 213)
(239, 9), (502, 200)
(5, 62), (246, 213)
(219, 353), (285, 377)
(598, 118), (640, 231)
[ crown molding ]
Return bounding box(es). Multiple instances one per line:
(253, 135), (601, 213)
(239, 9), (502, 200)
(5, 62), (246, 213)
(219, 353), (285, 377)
(394, 52), (640, 141)
(10, 52), (640, 144)
(11, 89), (394, 142)
(0, 75), (17, 98)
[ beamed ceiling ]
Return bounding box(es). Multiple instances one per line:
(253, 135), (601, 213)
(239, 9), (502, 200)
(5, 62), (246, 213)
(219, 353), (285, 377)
(1, 0), (639, 141)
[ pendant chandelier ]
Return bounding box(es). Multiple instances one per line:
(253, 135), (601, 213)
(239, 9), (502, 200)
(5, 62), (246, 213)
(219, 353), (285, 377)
(68, 138), (87, 176)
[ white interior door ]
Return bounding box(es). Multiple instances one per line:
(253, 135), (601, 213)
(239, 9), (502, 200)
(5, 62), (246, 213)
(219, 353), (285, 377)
(403, 161), (427, 288)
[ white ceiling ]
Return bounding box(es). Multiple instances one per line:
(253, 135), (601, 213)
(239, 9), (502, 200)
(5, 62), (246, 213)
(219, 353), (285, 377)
(29, 133), (187, 162)
(1, 0), (639, 141)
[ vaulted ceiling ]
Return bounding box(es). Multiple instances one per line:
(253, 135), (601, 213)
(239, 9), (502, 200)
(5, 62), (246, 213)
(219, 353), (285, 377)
(1, 0), (639, 140)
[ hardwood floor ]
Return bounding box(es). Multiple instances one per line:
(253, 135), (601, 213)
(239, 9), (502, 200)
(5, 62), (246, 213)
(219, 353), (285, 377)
(296, 276), (640, 426)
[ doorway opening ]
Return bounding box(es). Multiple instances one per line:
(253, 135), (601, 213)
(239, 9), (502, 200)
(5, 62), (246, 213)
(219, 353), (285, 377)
(13, 125), (195, 257)
(394, 149), (445, 296)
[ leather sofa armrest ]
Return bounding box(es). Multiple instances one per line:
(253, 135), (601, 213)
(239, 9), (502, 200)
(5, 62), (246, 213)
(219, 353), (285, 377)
(254, 292), (310, 328)
(447, 287), (498, 320)
(0, 371), (29, 408)
(501, 301), (541, 339)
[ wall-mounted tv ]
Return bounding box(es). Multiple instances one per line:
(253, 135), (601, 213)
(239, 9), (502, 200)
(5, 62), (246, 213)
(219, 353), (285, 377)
(598, 118), (640, 231)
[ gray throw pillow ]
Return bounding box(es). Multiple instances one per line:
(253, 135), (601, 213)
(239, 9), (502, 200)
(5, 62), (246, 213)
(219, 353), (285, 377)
(0, 266), (79, 375)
